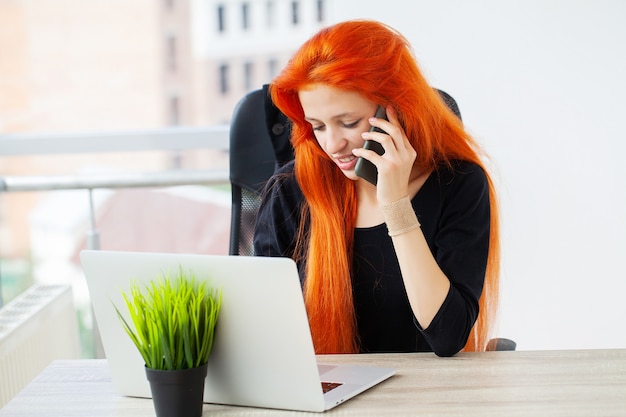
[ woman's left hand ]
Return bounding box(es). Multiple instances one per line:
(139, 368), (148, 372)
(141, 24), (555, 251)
(352, 106), (417, 205)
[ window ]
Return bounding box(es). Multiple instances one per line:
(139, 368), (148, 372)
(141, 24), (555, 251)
(266, 1), (275, 28)
(243, 61), (254, 90)
(219, 64), (229, 95)
(217, 4), (226, 33)
(242, 3), (250, 30)
(316, 0), (324, 23)
(166, 35), (177, 72)
(169, 96), (180, 125)
(291, 1), (299, 25)
(268, 58), (279, 80)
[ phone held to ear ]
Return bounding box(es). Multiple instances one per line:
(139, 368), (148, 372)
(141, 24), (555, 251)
(355, 106), (387, 186)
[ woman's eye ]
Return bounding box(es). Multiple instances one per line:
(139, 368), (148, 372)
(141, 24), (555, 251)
(342, 120), (361, 129)
(311, 119), (360, 132)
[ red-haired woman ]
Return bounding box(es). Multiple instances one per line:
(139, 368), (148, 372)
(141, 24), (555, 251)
(253, 19), (500, 356)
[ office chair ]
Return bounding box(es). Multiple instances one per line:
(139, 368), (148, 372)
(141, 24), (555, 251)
(228, 85), (515, 352)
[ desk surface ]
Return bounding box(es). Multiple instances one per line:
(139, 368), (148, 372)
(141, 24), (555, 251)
(1, 349), (625, 416)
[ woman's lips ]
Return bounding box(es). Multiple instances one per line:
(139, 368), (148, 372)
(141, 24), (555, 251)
(335, 154), (358, 171)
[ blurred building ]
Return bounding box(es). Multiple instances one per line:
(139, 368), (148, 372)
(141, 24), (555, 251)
(192, 0), (328, 123)
(0, 0), (328, 131)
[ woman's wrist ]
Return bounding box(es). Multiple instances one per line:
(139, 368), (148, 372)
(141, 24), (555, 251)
(381, 195), (420, 237)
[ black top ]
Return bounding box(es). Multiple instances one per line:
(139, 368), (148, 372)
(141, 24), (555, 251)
(253, 160), (490, 356)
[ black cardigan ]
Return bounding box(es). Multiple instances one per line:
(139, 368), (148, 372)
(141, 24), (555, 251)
(253, 160), (490, 356)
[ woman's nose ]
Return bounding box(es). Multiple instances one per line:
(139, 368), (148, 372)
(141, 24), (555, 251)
(325, 128), (346, 154)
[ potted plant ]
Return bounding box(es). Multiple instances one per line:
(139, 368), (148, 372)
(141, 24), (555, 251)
(113, 267), (222, 417)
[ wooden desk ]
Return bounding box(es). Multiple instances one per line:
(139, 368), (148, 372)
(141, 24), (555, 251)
(1, 349), (625, 416)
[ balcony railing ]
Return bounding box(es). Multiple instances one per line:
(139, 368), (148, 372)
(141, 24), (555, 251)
(1, 125), (231, 248)
(0, 126), (229, 155)
(0, 125), (231, 357)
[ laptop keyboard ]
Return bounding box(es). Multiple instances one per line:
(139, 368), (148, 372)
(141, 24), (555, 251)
(321, 382), (343, 393)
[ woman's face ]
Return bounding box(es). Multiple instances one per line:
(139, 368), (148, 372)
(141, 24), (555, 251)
(298, 84), (378, 181)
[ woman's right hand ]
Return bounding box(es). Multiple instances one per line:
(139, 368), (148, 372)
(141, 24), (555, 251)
(353, 106), (417, 205)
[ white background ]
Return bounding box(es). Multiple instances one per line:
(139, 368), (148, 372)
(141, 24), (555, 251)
(329, 1), (626, 350)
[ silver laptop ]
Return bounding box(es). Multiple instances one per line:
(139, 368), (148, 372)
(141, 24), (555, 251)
(80, 250), (395, 412)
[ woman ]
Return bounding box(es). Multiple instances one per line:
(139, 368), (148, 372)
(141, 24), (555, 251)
(253, 19), (500, 356)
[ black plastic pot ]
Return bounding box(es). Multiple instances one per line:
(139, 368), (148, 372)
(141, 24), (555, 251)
(145, 362), (209, 417)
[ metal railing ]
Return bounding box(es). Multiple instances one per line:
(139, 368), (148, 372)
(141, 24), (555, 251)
(0, 125), (229, 155)
(0, 125), (231, 311)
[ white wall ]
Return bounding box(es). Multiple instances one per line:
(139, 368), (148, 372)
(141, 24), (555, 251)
(329, 1), (626, 350)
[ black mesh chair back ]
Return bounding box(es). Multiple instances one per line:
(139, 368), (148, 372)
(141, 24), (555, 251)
(229, 86), (292, 255)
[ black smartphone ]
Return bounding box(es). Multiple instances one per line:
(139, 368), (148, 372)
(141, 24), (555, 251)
(354, 106), (387, 185)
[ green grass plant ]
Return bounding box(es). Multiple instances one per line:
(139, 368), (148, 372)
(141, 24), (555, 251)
(114, 267), (222, 370)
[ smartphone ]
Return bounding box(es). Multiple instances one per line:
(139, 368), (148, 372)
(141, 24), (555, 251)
(354, 106), (387, 185)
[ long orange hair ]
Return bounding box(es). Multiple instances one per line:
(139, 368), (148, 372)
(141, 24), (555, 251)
(270, 20), (500, 353)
